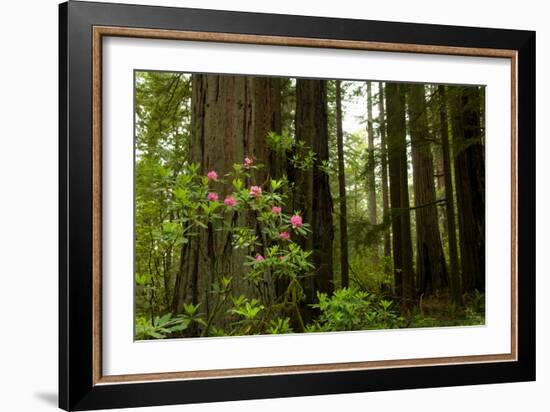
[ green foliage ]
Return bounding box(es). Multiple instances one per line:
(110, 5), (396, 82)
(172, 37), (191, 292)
(470, 289), (485, 313)
(267, 318), (293, 334)
(135, 313), (190, 340)
(267, 131), (316, 170)
(135, 72), (193, 318)
(230, 297), (265, 320)
(349, 250), (393, 296)
(308, 287), (403, 332)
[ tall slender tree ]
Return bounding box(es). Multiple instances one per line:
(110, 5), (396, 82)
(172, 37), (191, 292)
(378, 82), (392, 265)
(407, 84), (448, 295)
(450, 86), (485, 293)
(294, 79), (334, 297)
(432, 138), (448, 240)
(438, 85), (462, 305)
(366, 82), (377, 235)
(385, 83), (415, 302)
(335, 81), (349, 288)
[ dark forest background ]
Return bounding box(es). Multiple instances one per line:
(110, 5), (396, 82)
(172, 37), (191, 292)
(134, 72), (485, 339)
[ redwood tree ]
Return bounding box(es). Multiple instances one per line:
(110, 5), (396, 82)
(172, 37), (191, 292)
(366, 82), (377, 232)
(407, 84), (448, 295)
(378, 82), (392, 264)
(438, 85), (462, 305)
(171, 74), (282, 317)
(385, 83), (415, 302)
(450, 86), (485, 293)
(294, 79), (334, 297)
(335, 80), (349, 288)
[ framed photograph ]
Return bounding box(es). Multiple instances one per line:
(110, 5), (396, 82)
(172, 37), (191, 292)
(59, 1), (535, 410)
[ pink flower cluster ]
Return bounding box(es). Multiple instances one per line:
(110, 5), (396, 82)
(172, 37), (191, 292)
(207, 192), (219, 202)
(249, 185), (262, 198)
(224, 196), (237, 207)
(279, 231), (290, 241)
(255, 254), (264, 262)
(290, 214), (303, 229)
(244, 157), (254, 169)
(271, 206), (282, 214)
(206, 170), (218, 181)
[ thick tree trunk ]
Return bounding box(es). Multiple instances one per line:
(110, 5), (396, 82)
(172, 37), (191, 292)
(385, 83), (415, 303)
(335, 81), (349, 288)
(407, 84), (448, 296)
(295, 79), (334, 298)
(378, 83), (392, 264)
(438, 85), (462, 305)
(450, 86), (485, 293)
(171, 74), (282, 321)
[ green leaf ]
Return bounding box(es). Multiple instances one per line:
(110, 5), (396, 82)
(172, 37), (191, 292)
(232, 178), (243, 190)
(147, 331), (166, 339)
(168, 319), (191, 332)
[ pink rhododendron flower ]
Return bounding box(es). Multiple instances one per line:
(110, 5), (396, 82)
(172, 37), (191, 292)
(244, 157), (254, 169)
(249, 185), (262, 198)
(255, 254), (264, 262)
(279, 231), (290, 241)
(271, 206), (282, 214)
(207, 192), (219, 202)
(206, 170), (218, 181)
(290, 214), (303, 229)
(224, 196), (237, 207)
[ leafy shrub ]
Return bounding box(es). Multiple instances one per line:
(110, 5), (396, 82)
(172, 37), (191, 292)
(267, 317), (293, 334)
(348, 250), (393, 298)
(307, 287), (403, 332)
(135, 313), (190, 340)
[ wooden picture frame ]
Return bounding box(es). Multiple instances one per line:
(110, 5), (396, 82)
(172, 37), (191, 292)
(59, 1), (535, 410)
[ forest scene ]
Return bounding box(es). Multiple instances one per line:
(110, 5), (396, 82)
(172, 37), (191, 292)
(134, 71), (486, 340)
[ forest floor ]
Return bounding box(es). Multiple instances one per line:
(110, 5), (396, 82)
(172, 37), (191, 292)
(405, 291), (485, 329)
